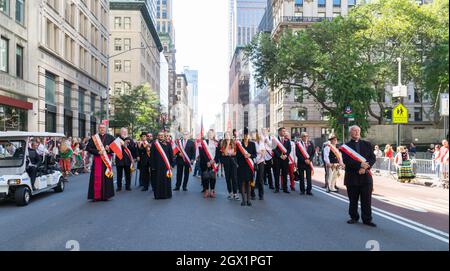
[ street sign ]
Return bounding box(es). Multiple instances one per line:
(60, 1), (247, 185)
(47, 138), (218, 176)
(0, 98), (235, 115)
(393, 103), (408, 124)
(392, 85), (407, 98)
(441, 93), (449, 116)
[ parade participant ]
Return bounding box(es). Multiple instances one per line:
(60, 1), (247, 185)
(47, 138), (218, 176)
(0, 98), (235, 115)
(441, 140), (449, 180)
(323, 134), (345, 193)
(321, 140), (329, 189)
(236, 128), (257, 206)
(272, 127), (291, 193)
(137, 132), (153, 191)
(250, 130), (265, 200)
(283, 132), (297, 192)
(86, 123), (115, 202)
(147, 133), (154, 143)
(296, 132), (315, 195)
(262, 128), (274, 189)
(174, 132), (196, 191)
(340, 125), (376, 227)
(199, 129), (220, 198)
(26, 139), (42, 190)
(394, 146), (415, 183)
(150, 131), (174, 199)
(220, 131), (239, 200)
(111, 128), (137, 191)
(59, 140), (73, 178)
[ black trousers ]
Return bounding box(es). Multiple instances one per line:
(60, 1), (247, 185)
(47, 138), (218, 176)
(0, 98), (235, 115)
(117, 166), (132, 188)
(273, 158), (289, 191)
(251, 163), (265, 198)
(264, 159), (273, 188)
(346, 184), (373, 223)
(222, 156), (238, 194)
(298, 168), (312, 193)
(324, 164), (329, 187)
(202, 174), (216, 190)
(176, 161), (190, 189)
(150, 169), (157, 191)
(141, 165), (151, 190)
(26, 166), (37, 188)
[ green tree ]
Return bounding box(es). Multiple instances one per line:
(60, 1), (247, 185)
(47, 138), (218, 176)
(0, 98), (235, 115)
(112, 84), (163, 137)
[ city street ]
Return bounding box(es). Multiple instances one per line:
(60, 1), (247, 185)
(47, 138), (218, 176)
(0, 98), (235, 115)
(0, 169), (447, 251)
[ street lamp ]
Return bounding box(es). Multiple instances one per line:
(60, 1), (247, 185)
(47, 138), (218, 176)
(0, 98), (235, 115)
(396, 57), (403, 148)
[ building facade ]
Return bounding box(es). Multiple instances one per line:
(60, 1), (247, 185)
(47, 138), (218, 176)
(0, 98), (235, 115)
(109, 1), (163, 132)
(172, 73), (192, 135)
(182, 66), (198, 135)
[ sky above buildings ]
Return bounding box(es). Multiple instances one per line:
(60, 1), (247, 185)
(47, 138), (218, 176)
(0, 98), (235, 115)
(173, 0), (229, 129)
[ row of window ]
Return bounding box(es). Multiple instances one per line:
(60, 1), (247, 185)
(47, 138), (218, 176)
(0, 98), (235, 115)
(114, 16), (131, 30)
(294, 0), (356, 7)
(0, 36), (23, 78)
(0, 0), (25, 25)
(113, 60), (131, 73)
(49, 0), (108, 27)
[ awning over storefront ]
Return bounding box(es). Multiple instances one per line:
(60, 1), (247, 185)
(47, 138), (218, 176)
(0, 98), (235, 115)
(0, 95), (33, 110)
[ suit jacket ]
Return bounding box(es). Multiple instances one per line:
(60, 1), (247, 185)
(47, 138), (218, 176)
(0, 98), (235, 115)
(273, 136), (291, 164)
(199, 139), (220, 172)
(115, 136), (137, 166)
(175, 139), (195, 165)
(296, 140), (315, 170)
(341, 139), (376, 186)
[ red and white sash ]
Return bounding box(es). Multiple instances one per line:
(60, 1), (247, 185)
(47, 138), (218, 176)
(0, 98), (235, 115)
(296, 141), (314, 175)
(177, 139), (192, 169)
(327, 143), (342, 163)
(92, 134), (113, 178)
(272, 137), (294, 164)
(201, 140), (218, 172)
(154, 140), (172, 178)
(236, 141), (255, 174)
(340, 144), (372, 176)
(171, 140), (179, 156)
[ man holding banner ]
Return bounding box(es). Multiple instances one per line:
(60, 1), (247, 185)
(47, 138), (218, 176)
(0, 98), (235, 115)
(340, 125), (377, 227)
(296, 132), (315, 196)
(150, 131), (174, 199)
(174, 132), (196, 191)
(111, 128), (137, 192)
(86, 123), (115, 201)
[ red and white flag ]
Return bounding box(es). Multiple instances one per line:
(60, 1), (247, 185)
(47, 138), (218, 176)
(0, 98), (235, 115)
(110, 138), (124, 160)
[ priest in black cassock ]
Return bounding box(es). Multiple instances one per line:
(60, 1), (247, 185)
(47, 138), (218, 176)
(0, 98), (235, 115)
(86, 123), (115, 201)
(150, 131), (174, 199)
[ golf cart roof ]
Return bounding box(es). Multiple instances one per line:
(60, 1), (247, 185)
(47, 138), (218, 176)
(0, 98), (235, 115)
(0, 131), (66, 138)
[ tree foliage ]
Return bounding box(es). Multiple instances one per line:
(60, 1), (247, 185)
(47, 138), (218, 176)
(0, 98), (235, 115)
(245, 0), (449, 136)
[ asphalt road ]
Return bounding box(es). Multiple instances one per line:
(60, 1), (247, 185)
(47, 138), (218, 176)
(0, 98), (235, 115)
(0, 169), (448, 251)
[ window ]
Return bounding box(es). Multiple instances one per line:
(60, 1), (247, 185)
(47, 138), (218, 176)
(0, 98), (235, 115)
(114, 82), (122, 95)
(124, 82), (131, 93)
(114, 38), (122, 51)
(16, 45), (23, 78)
(318, 12), (326, 18)
(90, 94), (95, 113)
(114, 60), (121, 72)
(290, 107), (307, 121)
(295, 0), (303, 6)
(124, 38), (131, 51)
(114, 17), (121, 29)
(333, 0), (341, 7)
(333, 12), (341, 17)
(348, 0), (356, 6)
(64, 80), (72, 109)
(124, 17), (131, 29)
(0, 37), (8, 72)
(124, 60), (131, 72)
(414, 107), (422, 121)
(15, 0), (25, 24)
(45, 72), (56, 106)
(0, 0), (9, 15)
(318, 0), (326, 8)
(78, 89), (85, 113)
(294, 88), (303, 103)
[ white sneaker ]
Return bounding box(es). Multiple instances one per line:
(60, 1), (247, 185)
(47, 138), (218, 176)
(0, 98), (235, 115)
(234, 194), (240, 201)
(227, 193), (233, 200)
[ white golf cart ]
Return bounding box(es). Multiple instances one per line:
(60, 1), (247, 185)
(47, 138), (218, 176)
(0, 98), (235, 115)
(0, 132), (66, 206)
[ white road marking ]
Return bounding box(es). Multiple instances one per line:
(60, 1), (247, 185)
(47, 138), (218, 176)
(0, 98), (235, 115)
(311, 185), (449, 244)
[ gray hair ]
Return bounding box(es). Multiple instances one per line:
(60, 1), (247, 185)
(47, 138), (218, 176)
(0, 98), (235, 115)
(348, 125), (361, 133)
(301, 132), (308, 137)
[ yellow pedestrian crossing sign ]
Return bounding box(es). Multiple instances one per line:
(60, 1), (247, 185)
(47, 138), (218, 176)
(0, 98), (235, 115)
(393, 103), (408, 124)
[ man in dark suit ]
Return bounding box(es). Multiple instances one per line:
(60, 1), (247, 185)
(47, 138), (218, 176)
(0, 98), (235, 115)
(340, 125), (377, 227)
(115, 127), (137, 191)
(296, 132), (315, 195)
(272, 127), (291, 193)
(174, 132), (196, 191)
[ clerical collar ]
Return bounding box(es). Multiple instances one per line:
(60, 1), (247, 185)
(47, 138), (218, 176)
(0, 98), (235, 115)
(351, 139), (360, 143)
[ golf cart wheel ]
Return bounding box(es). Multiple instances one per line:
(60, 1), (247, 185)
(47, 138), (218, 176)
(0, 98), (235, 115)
(54, 177), (65, 193)
(15, 186), (31, 206)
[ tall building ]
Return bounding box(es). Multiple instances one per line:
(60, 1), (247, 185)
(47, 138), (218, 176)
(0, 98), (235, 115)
(156, 0), (177, 123)
(183, 66), (198, 134)
(0, 0), (34, 131)
(109, 0), (163, 133)
(23, 0), (109, 136)
(229, 0), (267, 62)
(172, 74), (192, 135)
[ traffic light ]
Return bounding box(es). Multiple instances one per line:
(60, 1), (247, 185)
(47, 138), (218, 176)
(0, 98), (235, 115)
(384, 108), (392, 123)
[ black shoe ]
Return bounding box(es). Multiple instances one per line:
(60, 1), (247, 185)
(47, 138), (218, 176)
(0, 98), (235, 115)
(247, 201), (252, 206)
(363, 222), (377, 227)
(126, 187), (132, 191)
(173, 187), (180, 191)
(141, 188), (149, 191)
(241, 201), (246, 206)
(347, 219), (358, 224)
(300, 191), (305, 195)
(306, 192), (313, 196)
(116, 187), (122, 192)
(183, 188), (188, 191)
(283, 190), (290, 194)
